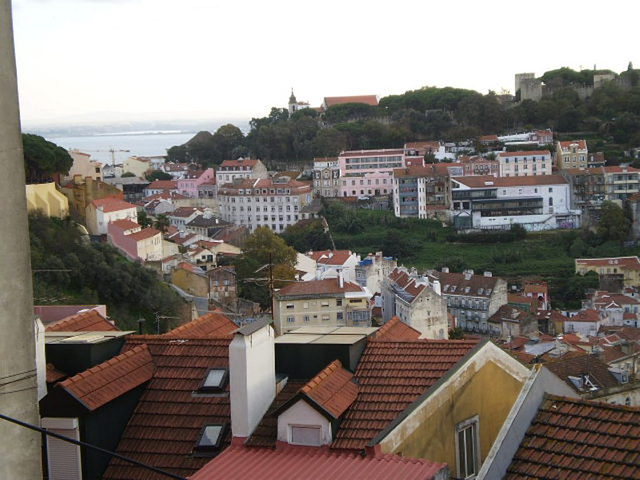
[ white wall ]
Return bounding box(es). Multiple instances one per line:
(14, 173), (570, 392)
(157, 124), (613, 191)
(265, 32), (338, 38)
(277, 400), (332, 445)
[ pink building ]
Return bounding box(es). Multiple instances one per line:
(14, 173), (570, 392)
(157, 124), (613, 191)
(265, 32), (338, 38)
(107, 219), (163, 262)
(338, 149), (405, 197)
(177, 168), (215, 198)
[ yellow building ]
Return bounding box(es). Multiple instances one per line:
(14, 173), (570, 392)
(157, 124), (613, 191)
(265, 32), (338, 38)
(555, 140), (588, 170)
(576, 256), (640, 287)
(25, 182), (69, 217)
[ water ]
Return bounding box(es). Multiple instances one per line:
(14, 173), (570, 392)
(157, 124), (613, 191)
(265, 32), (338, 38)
(51, 131), (197, 165)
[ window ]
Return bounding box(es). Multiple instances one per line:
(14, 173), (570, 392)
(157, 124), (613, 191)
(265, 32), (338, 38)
(303, 315), (310, 322)
(199, 368), (229, 393)
(290, 425), (321, 446)
(286, 303), (295, 309)
(336, 299), (343, 306)
(195, 424), (226, 453)
(456, 416), (479, 479)
(287, 316), (295, 323)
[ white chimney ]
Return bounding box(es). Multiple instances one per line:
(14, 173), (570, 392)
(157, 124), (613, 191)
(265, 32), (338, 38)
(229, 320), (276, 438)
(339, 269), (344, 288)
(432, 280), (442, 296)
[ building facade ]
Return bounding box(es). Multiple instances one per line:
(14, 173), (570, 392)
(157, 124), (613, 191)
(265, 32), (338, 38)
(555, 140), (588, 170)
(312, 158), (340, 197)
(498, 150), (552, 177)
(338, 149), (405, 197)
(216, 159), (268, 186)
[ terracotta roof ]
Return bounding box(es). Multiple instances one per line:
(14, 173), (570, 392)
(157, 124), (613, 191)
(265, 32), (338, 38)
(324, 95), (379, 107)
(57, 344), (154, 411)
(46, 363), (67, 384)
(558, 139), (588, 150)
(146, 180), (178, 190)
(275, 278), (365, 298)
(103, 337), (233, 480)
(162, 313), (237, 338)
(169, 206), (202, 217)
(191, 443), (446, 480)
(544, 355), (620, 393)
(219, 159), (260, 168)
(498, 150), (551, 157)
(453, 174), (567, 188)
(505, 395), (640, 479)
(393, 164), (452, 179)
(332, 339), (480, 450)
(339, 148), (403, 158)
(299, 360), (358, 419)
(404, 141), (442, 150)
(91, 197), (137, 213)
(109, 219), (140, 231)
(128, 227), (161, 242)
(568, 309), (601, 323)
(218, 177), (312, 193)
(245, 380), (308, 448)
(488, 304), (536, 325)
(374, 316), (421, 341)
(45, 309), (118, 332)
(307, 249), (354, 266)
(576, 256), (640, 271)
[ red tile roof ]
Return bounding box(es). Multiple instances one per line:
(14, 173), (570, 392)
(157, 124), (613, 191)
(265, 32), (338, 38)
(275, 278), (365, 297)
(374, 316), (421, 341)
(332, 339), (480, 450)
(498, 150), (551, 157)
(324, 95), (379, 107)
(219, 159), (260, 168)
(340, 148), (403, 158)
(191, 443), (446, 480)
(103, 337), (233, 480)
(434, 271), (499, 298)
(558, 139), (588, 151)
(576, 256), (640, 271)
(109, 219), (140, 231)
(146, 180), (178, 190)
(162, 313), (237, 338)
(568, 309), (601, 323)
(544, 354), (620, 393)
(299, 360), (358, 419)
(46, 363), (67, 384)
(307, 249), (354, 266)
(57, 344), (154, 411)
(91, 196), (137, 213)
(45, 309), (118, 332)
(505, 395), (640, 479)
(128, 227), (161, 241)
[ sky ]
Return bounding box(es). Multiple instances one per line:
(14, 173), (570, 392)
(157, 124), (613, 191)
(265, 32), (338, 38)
(11, 0), (640, 128)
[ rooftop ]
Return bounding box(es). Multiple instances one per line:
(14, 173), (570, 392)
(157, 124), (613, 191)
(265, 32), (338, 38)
(298, 359), (358, 419)
(324, 95), (379, 108)
(544, 354), (621, 393)
(275, 278), (366, 298)
(162, 312), (237, 338)
(453, 174), (567, 189)
(307, 249), (355, 266)
(373, 316), (421, 341)
(90, 196), (136, 213)
(45, 309), (118, 332)
(505, 395), (640, 479)
(332, 338), (480, 450)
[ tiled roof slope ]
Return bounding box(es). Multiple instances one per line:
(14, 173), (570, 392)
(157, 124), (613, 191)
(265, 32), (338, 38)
(544, 354), (620, 393)
(374, 316), (421, 341)
(103, 337), (233, 480)
(332, 339), (479, 450)
(275, 278), (364, 297)
(308, 249), (353, 266)
(191, 443), (446, 480)
(505, 395), (640, 479)
(245, 380), (308, 448)
(58, 344), (154, 411)
(300, 360), (358, 419)
(162, 312), (237, 338)
(45, 309), (118, 332)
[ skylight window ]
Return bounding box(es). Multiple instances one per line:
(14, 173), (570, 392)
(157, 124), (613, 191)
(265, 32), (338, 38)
(199, 368), (228, 393)
(194, 424), (226, 453)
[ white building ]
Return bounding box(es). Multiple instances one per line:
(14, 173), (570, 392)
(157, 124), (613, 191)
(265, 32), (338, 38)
(498, 150), (552, 177)
(312, 158), (341, 198)
(451, 175), (580, 231)
(217, 176), (312, 234)
(216, 158), (268, 186)
(85, 197), (137, 236)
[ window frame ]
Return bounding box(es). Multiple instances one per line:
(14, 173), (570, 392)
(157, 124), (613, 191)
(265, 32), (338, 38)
(199, 368), (229, 393)
(455, 415), (480, 479)
(194, 423), (227, 454)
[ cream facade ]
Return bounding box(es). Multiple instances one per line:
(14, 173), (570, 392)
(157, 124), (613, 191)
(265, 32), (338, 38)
(25, 183), (69, 218)
(65, 150), (102, 182)
(556, 140), (588, 170)
(498, 150), (552, 177)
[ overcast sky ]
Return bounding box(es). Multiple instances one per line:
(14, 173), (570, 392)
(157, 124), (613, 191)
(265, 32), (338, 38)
(11, 0), (640, 127)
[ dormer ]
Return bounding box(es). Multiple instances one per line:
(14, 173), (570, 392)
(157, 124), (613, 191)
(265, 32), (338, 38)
(275, 360), (358, 447)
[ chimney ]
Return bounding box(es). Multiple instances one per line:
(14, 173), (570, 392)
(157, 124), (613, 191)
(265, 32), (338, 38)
(432, 279), (442, 296)
(339, 269), (344, 288)
(229, 319), (276, 439)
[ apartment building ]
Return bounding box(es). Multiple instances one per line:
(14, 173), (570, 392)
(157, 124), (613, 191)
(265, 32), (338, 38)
(451, 174), (580, 231)
(217, 176), (312, 233)
(272, 277), (372, 335)
(216, 158), (268, 186)
(498, 150), (552, 177)
(393, 164), (451, 220)
(555, 140), (588, 170)
(429, 268), (508, 333)
(339, 149), (405, 197)
(312, 157), (341, 197)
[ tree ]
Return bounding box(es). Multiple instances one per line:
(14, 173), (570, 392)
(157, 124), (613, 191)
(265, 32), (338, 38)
(138, 210), (152, 228)
(22, 133), (73, 183)
(597, 201), (631, 242)
(154, 214), (170, 233)
(234, 227), (297, 309)
(146, 170), (172, 181)
(121, 171), (136, 178)
(281, 220), (332, 252)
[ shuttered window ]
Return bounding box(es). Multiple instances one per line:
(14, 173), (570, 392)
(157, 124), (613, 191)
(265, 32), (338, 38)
(42, 417), (82, 480)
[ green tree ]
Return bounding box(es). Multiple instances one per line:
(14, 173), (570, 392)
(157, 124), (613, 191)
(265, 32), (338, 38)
(154, 214), (170, 233)
(145, 170), (172, 181)
(597, 201), (631, 242)
(138, 210), (152, 228)
(22, 134), (73, 183)
(281, 219), (332, 252)
(121, 171), (136, 178)
(234, 227), (297, 309)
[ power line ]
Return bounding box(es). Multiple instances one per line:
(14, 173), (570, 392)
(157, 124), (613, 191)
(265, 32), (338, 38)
(0, 413), (188, 480)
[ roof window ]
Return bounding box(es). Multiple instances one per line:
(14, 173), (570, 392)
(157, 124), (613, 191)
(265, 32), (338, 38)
(199, 368), (228, 393)
(194, 424), (226, 453)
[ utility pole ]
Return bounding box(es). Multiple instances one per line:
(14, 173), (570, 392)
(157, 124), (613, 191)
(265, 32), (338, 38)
(0, 1), (43, 477)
